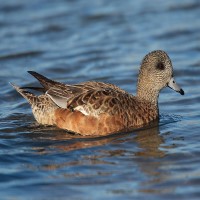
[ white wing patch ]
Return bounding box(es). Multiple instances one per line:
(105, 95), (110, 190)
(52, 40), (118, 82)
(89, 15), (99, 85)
(46, 93), (68, 108)
(74, 106), (89, 116)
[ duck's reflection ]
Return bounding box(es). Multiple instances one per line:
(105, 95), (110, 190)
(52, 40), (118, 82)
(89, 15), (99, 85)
(29, 119), (165, 157)
(133, 123), (165, 158)
(51, 121), (164, 158)
(29, 121), (165, 157)
(28, 121), (173, 194)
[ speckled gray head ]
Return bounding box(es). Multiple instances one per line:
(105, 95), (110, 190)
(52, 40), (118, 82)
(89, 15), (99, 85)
(137, 50), (184, 104)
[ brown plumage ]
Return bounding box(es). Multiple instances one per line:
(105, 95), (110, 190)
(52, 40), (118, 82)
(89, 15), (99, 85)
(11, 50), (184, 136)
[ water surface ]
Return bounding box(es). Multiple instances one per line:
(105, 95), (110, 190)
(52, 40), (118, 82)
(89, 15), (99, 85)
(0, 0), (200, 199)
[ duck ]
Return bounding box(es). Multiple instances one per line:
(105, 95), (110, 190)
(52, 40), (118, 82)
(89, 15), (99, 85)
(11, 50), (184, 136)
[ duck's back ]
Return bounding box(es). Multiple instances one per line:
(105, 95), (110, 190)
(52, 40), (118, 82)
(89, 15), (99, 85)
(48, 83), (158, 135)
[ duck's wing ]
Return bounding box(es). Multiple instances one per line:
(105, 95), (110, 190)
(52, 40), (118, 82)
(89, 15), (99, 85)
(27, 71), (65, 91)
(47, 85), (131, 117)
(46, 81), (130, 111)
(46, 86), (84, 108)
(75, 81), (128, 94)
(68, 88), (124, 116)
(19, 71), (68, 94)
(22, 71), (130, 114)
(25, 71), (127, 95)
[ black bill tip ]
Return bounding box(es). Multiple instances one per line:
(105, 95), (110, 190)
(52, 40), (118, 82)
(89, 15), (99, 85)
(179, 89), (184, 95)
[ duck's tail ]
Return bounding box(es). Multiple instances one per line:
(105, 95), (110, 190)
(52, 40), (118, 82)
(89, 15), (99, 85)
(10, 83), (38, 105)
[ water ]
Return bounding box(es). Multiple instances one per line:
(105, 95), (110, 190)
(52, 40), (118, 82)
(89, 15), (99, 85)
(0, 0), (200, 199)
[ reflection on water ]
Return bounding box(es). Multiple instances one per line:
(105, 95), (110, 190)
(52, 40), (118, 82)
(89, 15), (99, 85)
(30, 120), (164, 157)
(27, 121), (166, 181)
(134, 125), (165, 158)
(24, 120), (177, 196)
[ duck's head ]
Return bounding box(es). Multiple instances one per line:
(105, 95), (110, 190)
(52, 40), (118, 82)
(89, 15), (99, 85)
(137, 50), (184, 104)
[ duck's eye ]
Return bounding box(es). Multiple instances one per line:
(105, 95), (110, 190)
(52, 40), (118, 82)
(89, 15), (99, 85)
(156, 62), (165, 70)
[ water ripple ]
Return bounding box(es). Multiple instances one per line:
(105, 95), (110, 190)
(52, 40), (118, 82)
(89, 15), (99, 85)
(0, 51), (43, 61)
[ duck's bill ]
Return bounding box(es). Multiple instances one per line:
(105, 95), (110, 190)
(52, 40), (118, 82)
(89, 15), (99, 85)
(167, 77), (184, 95)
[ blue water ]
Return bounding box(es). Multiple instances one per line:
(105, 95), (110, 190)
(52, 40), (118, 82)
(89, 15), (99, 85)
(1, 0), (200, 199)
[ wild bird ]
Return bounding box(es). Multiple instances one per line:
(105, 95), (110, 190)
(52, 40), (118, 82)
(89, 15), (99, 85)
(11, 50), (184, 136)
